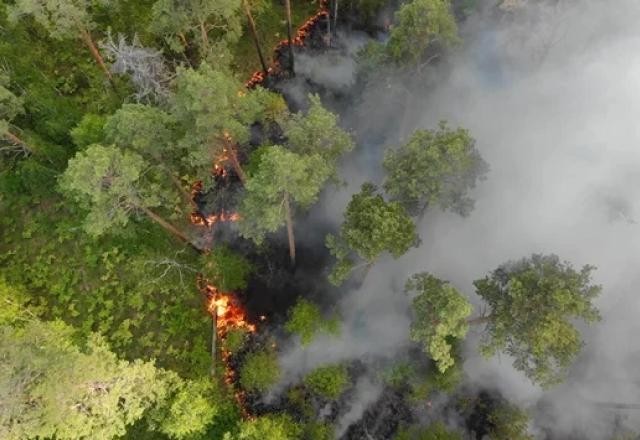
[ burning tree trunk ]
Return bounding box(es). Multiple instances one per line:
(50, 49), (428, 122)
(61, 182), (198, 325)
(79, 28), (113, 82)
(283, 192), (296, 265)
(284, 0), (295, 74)
(221, 136), (247, 184)
(242, 0), (269, 75)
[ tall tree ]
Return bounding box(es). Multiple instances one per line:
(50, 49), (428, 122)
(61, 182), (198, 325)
(225, 414), (302, 440)
(8, 0), (114, 81)
(406, 273), (472, 373)
(59, 144), (192, 245)
(473, 254), (601, 387)
(283, 94), (354, 179)
(242, 0), (269, 74)
(0, 73), (33, 161)
(386, 0), (459, 65)
(171, 64), (278, 183)
(284, 298), (340, 346)
(238, 146), (331, 264)
(0, 320), (163, 439)
(284, 0), (295, 74)
(383, 122), (488, 217)
(149, 0), (243, 63)
(326, 183), (417, 285)
(103, 104), (193, 207)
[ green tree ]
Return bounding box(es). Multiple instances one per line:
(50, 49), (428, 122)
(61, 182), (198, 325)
(70, 113), (107, 148)
(284, 298), (340, 346)
(473, 254), (601, 386)
(8, 0), (114, 80)
(148, 377), (219, 439)
(59, 144), (192, 245)
(396, 422), (462, 440)
(238, 146), (331, 264)
(303, 364), (349, 400)
(239, 348), (280, 392)
(326, 183), (417, 285)
(386, 0), (459, 65)
(0, 320), (164, 439)
(406, 273), (472, 373)
(170, 64), (278, 183)
(487, 402), (533, 440)
(0, 73), (33, 160)
(283, 94), (354, 179)
(201, 245), (253, 291)
(149, 0), (243, 62)
(225, 414), (302, 440)
(383, 123), (488, 217)
(103, 103), (193, 207)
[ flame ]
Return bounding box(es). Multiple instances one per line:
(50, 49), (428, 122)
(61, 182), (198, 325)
(202, 281), (260, 416)
(246, 0), (330, 88)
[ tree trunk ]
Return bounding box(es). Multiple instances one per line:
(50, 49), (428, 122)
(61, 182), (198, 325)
(283, 192), (296, 266)
(326, 0), (332, 47)
(3, 131), (33, 155)
(139, 205), (193, 245)
(199, 21), (210, 53)
(224, 141), (247, 184)
(467, 315), (491, 326)
(79, 28), (113, 82)
(284, 0), (295, 74)
(211, 308), (217, 377)
(243, 0), (269, 74)
(168, 171), (197, 209)
(334, 0), (339, 32)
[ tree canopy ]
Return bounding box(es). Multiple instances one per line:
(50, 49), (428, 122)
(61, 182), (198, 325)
(327, 183), (417, 284)
(406, 273), (472, 373)
(474, 254), (601, 386)
(284, 298), (340, 346)
(384, 123), (488, 217)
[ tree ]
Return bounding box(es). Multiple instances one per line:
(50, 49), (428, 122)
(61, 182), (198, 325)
(8, 0), (114, 80)
(383, 123), (488, 217)
(487, 402), (533, 440)
(0, 320), (164, 439)
(239, 348), (281, 392)
(406, 273), (472, 373)
(149, 0), (243, 63)
(395, 422), (462, 440)
(225, 414), (302, 440)
(242, 0), (269, 74)
(238, 146), (331, 264)
(59, 144), (192, 245)
(303, 364), (349, 400)
(283, 94), (354, 179)
(326, 183), (417, 285)
(386, 0), (459, 65)
(284, 0), (295, 73)
(147, 377), (219, 439)
(0, 73), (33, 160)
(200, 245), (253, 291)
(284, 298), (340, 346)
(473, 254), (601, 386)
(170, 64), (278, 183)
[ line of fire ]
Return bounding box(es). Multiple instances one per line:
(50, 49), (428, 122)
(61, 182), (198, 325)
(189, 0), (332, 417)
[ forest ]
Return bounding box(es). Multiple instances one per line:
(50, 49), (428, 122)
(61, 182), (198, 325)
(1, 0), (639, 439)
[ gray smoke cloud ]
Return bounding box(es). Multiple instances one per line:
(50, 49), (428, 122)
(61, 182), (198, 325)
(276, 0), (640, 437)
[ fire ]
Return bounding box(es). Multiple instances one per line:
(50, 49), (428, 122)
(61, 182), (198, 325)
(246, 0), (330, 88)
(202, 281), (259, 415)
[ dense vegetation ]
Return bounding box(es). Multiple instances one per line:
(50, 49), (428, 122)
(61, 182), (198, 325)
(0, 0), (604, 438)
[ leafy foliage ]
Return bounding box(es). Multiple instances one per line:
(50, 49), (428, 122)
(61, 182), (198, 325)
(487, 402), (533, 440)
(239, 349), (280, 392)
(383, 123), (488, 216)
(406, 273), (472, 372)
(284, 298), (340, 346)
(0, 320), (164, 439)
(474, 254), (602, 386)
(395, 422), (463, 440)
(201, 245), (253, 291)
(7, 0), (105, 38)
(303, 364), (349, 400)
(327, 183), (417, 284)
(238, 146), (331, 245)
(386, 0), (459, 65)
(225, 414), (302, 440)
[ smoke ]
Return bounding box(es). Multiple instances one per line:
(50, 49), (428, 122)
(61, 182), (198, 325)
(275, 0), (640, 437)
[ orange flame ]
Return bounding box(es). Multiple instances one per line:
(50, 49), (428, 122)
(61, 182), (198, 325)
(246, 0), (330, 88)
